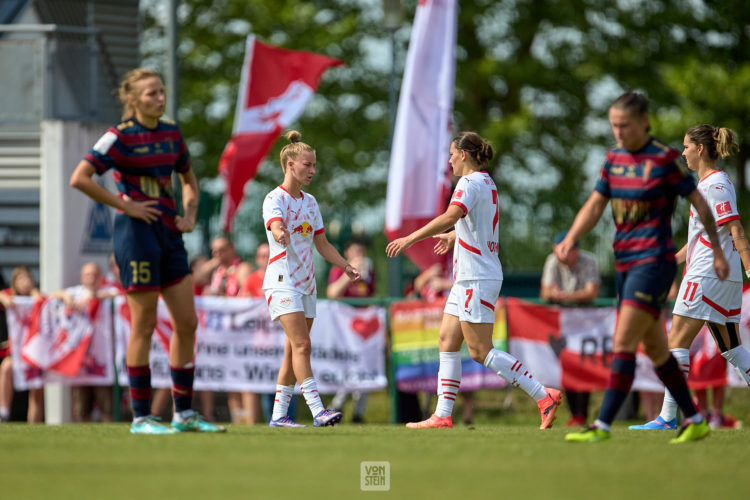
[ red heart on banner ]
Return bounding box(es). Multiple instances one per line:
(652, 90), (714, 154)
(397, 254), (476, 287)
(350, 316), (380, 341)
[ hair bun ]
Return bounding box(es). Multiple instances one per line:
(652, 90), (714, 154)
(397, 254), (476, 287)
(286, 130), (301, 143)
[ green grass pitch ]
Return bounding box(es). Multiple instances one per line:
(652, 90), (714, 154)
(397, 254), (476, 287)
(1, 389), (748, 500)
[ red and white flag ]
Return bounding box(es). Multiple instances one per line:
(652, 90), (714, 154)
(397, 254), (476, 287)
(505, 298), (665, 392)
(219, 36), (343, 232)
(21, 298), (101, 377)
(385, 0), (457, 271)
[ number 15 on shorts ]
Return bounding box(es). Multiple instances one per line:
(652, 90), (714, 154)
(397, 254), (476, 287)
(130, 261), (151, 284)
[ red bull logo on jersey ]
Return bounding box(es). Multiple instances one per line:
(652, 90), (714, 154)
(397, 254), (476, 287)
(291, 221), (313, 237)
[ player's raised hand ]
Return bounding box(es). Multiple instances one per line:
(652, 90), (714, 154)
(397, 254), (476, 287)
(122, 195), (160, 223)
(386, 237), (412, 258)
(432, 232), (455, 255)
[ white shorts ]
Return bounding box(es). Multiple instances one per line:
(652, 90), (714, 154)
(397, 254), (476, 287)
(264, 289), (317, 321)
(444, 279), (502, 323)
(672, 276), (741, 324)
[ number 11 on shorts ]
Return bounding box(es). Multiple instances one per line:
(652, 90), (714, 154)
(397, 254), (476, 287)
(683, 281), (698, 302)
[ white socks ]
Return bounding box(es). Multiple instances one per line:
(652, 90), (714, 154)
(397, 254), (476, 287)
(174, 408), (196, 422)
(435, 351), (462, 418)
(722, 345), (750, 386)
(301, 377), (325, 416)
(271, 384), (295, 421)
(659, 348), (690, 422)
(483, 348), (546, 401)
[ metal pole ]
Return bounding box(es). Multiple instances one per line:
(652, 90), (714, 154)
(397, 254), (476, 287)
(166, 0), (178, 120)
(386, 22), (402, 300)
(166, 0), (185, 220)
(383, 0), (403, 425)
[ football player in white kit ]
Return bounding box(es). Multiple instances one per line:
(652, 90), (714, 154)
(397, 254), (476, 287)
(631, 125), (750, 430)
(263, 131), (361, 428)
(386, 131), (562, 429)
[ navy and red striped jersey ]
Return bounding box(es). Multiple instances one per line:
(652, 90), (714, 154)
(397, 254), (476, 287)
(595, 137), (696, 272)
(84, 118), (190, 231)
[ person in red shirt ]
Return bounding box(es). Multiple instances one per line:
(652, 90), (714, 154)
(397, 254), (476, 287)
(327, 239), (375, 300)
(327, 238), (375, 423)
(241, 243), (270, 298)
(190, 255), (208, 296)
(0, 267), (43, 423)
(196, 237), (252, 297)
(198, 237), (255, 424)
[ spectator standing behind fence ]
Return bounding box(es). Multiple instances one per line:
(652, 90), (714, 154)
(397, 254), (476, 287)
(241, 242), (270, 298)
(240, 242), (297, 423)
(0, 266), (43, 423)
(190, 255), (208, 296)
(70, 68), (224, 434)
(48, 262), (119, 422)
(540, 231), (600, 427)
(197, 237), (254, 424)
(0, 272), (8, 393)
(195, 237), (252, 297)
(327, 238), (375, 423)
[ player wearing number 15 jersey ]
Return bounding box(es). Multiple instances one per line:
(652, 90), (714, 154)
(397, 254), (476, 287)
(387, 131), (562, 430)
(631, 124), (750, 432)
(71, 68), (224, 434)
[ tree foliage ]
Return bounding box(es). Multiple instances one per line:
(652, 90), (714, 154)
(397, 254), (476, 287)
(142, 0), (750, 291)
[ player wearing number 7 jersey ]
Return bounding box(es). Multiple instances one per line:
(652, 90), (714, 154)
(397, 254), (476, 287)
(630, 125), (750, 432)
(71, 69), (224, 434)
(386, 131), (562, 429)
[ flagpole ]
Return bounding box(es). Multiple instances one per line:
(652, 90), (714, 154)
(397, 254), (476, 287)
(385, 0), (402, 299)
(384, 0), (402, 426)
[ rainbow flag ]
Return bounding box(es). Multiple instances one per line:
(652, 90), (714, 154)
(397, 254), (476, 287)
(390, 298), (508, 393)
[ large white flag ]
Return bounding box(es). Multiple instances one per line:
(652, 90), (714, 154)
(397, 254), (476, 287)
(385, 0), (457, 271)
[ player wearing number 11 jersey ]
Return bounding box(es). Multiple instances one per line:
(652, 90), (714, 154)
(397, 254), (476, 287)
(631, 124), (750, 432)
(386, 131), (562, 430)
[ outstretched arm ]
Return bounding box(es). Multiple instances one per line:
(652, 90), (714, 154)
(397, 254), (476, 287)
(386, 205), (463, 258)
(432, 231), (456, 255)
(314, 232), (361, 283)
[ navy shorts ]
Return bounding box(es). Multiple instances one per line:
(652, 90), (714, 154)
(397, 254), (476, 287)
(615, 259), (676, 318)
(113, 213), (191, 293)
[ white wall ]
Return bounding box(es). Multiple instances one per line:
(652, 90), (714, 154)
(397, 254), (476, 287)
(40, 119), (113, 423)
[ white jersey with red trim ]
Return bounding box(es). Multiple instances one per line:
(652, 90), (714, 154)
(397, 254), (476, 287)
(262, 186), (324, 294)
(685, 169), (741, 282)
(449, 171), (503, 282)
